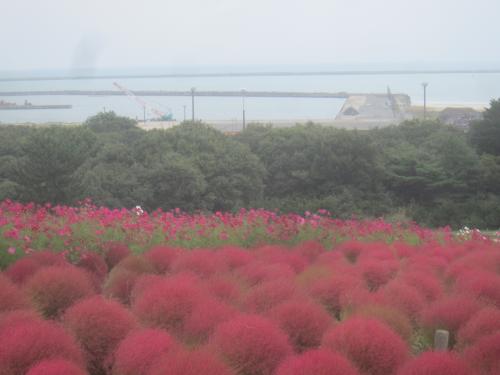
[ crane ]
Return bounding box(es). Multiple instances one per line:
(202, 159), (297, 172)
(113, 82), (174, 121)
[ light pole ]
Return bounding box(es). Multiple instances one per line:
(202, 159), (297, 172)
(191, 87), (196, 122)
(183, 105), (186, 122)
(241, 89), (246, 130)
(422, 82), (428, 120)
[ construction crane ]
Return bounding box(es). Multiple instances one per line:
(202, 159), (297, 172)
(113, 82), (174, 121)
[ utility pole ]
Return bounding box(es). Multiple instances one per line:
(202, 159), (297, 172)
(191, 87), (196, 122)
(241, 89), (246, 130)
(422, 82), (428, 120)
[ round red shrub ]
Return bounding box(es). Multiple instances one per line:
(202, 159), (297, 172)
(0, 275), (29, 312)
(183, 298), (237, 344)
(103, 268), (141, 305)
(24, 265), (95, 318)
(0, 310), (40, 333)
(274, 349), (360, 375)
(309, 274), (364, 319)
(112, 328), (178, 375)
(322, 317), (408, 375)
(237, 262), (295, 286)
(144, 245), (180, 273)
(214, 246), (253, 270)
(243, 279), (298, 313)
(0, 318), (84, 375)
(351, 304), (413, 342)
(397, 351), (477, 375)
(26, 359), (87, 375)
(457, 307), (500, 348)
(360, 259), (399, 291)
(210, 314), (293, 375)
(115, 255), (155, 274)
(420, 295), (481, 345)
(268, 299), (333, 352)
(5, 251), (66, 285)
(76, 252), (108, 286)
(103, 242), (131, 269)
(454, 271), (500, 307)
(149, 348), (234, 375)
(254, 245), (308, 273)
(63, 296), (136, 375)
(400, 271), (443, 302)
(294, 240), (326, 263)
(378, 281), (425, 320)
(131, 274), (203, 334)
(464, 332), (500, 375)
(171, 249), (220, 278)
(205, 275), (242, 303)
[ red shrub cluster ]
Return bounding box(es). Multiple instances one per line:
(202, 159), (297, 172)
(149, 348), (234, 375)
(112, 328), (178, 375)
(420, 295), (481, 345)
(454, 271), (500, 307)
(76, 252), (108, 290)
(171, 249), (221, 278)
(131, 274), (203, 334)
(0, 318), (84, 375)
(243, 279), (298, 313)
(210, 314), (293, 375)
(456, 307), (500, 348)
(322, 317), (408, 375)
(103, 268), (141, 305)
(0, 275), (28, 312)
(360, 259), (399, 291)
(464, 332), (500, 375)
(24, 265), (95, 318)
(144, 245), (180, 273)
(377, 281), (425, 320)
(26, 359), (88, 375)
(397, 351), (477, 375)
(274, 349), (360, 375)
(103, 242), (131, 269)
(63, 296), (136, 375)
(268, 299), (333, 351)
(5, 251), (66, 284)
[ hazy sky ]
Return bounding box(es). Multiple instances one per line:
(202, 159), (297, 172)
(1, 0), (499, 71)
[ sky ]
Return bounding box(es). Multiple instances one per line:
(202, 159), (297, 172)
(1, 0), (500, 72)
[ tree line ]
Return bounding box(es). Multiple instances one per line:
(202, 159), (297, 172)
(1, 99), (500, 228)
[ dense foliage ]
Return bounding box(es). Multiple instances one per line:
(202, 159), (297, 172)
(1, 99), (500, 228)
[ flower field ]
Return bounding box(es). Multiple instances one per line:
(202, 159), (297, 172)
(1, 200), (500, 375)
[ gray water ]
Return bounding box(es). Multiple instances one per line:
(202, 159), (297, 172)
(1, 68), (499, 124)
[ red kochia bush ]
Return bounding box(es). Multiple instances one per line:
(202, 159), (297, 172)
(183, 298), (237, 343)
(456, 307), (500, 348)
(274, 349), (360, 375)
(454, 271), (500, 307)
(322, 317), (408, 375)
(103, 242), (131, 269)
(210, 314), (293, 375)
(76, 252), (108, 287)
(5, 251), (66, 284)
(171, 249), (221, 278)
(0, 275), (28, 312)
(63, 296), (136, 375)
(360, 259), (399, 291)
(26, 359), (88, 375)
(112, 329), (178, 375)
(24, 265), (95, 318)
(149, 348), (234, 375)
(420, 295), (481, 345)
(243, 279), (298, 313)
(144, 245), (180, 273)
(268, 299), (333, 352)
(0, 318), (84, 375)
(464, 332), (500, 375)
(397, 351), (477, 375)
(377, 281), (425, 320)
(103, 269), (141, 305)
(131, 274), (202, 333)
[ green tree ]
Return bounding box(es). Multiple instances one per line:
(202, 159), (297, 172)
(15, 126), (97, 204)
(469, 99), (500, 155)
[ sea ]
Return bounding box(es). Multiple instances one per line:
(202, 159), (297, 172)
(0, 64), (499, 124)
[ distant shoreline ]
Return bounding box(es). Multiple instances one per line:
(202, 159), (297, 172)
(1, 69), (500, 82)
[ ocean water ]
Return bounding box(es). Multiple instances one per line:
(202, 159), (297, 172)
(0, 66), (499, 124)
